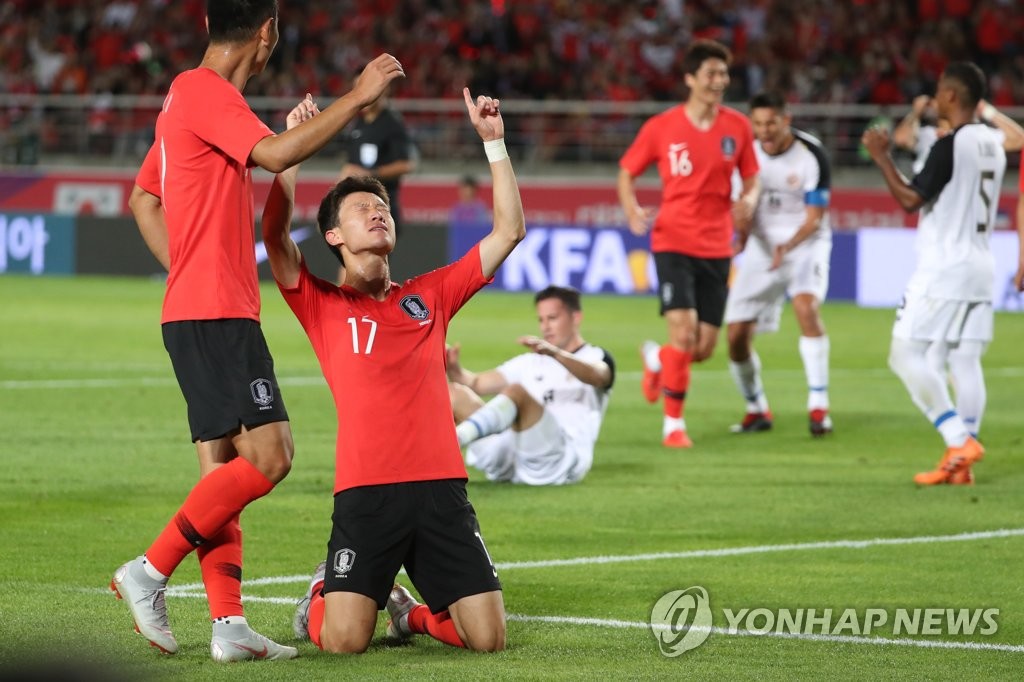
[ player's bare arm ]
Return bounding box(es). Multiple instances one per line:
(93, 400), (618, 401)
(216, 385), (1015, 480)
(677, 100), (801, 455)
(445, 343), (508, 395)
(771, 204), (827, 270)
(519, 335), (612, 389)
(129, 185), (170, 271)
(861, 126), (924, 212)
(251, 54), (405, 173)
(262, 94), (320, 288)
(977, 99), (1024, 152)
(616, 168), (652, 236)
(467, 87), (526, 278)
(892, 95), (930, 150)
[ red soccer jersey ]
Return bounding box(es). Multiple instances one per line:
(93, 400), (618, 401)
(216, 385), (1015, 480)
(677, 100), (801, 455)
(620, 104), (759, 258)
(136, 68), (274, 323)
(279, 245), (491, 493)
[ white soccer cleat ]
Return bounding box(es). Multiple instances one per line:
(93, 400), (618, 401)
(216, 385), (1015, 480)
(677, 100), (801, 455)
(211, 627), (299, 662)
(110, 557), (178, 654)
(385, 583), (419, 640)
(292, 560), (326, 641)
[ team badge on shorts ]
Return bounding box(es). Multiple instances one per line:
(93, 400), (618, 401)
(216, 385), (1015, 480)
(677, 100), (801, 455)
(399, 294), (430, 320)
(661, 282), (674, 307)
(333, 548), (356, 577)
(250, 378), (274, 408)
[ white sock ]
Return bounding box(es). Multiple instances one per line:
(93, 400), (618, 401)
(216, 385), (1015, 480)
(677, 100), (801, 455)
(642, 340), (662, 372)
(663, 416), (686, 438)
(729, 351), (769, 413)
(889, 338), (969, 447)
(140, 555), (168, 583)
(212, 615), (249, 637)
(947, 340), (986, 438)
(799, 335), (830, 411)
(456, 394), (518, 447)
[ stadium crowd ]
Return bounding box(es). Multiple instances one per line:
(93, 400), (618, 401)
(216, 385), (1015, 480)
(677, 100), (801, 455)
(2, 0), (1022, 105)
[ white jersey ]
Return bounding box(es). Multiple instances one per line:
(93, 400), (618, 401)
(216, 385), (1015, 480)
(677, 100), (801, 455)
(909, 122), (1005, 301)
(752, 128), (831, 246)
(495, 343), (613, 448)
(912, 124), (939, 174)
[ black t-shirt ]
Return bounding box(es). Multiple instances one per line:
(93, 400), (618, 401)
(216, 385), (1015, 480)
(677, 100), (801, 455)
(345, 109), (414, 225)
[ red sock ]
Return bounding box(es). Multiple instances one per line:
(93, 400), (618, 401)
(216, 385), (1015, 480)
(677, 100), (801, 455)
(407, 605), (465, 648)
(145, 458), (274, 577)
(659, 345), (692, 419)
(197, 515), (242, 620)
(307, 589), (326, 649)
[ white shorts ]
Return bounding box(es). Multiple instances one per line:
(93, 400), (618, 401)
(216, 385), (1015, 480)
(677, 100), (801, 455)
(724, 235), (831, 333)
(892, 286), (993, 343)
(464, 409), (592, 486)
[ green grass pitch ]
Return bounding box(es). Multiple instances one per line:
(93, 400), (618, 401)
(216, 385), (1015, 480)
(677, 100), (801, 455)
(1, 274), (1022, 680)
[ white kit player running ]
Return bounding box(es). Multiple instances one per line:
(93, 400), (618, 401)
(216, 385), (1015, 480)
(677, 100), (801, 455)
(447, 286), (613, 486)
(862, 61), (1005, 485)
(724, 91), (833, 436)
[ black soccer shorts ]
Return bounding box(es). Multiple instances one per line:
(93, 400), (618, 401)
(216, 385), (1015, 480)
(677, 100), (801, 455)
(653, 252), (731, 326)
(162, 318), (289, 442)
(323, 479), (502, 613)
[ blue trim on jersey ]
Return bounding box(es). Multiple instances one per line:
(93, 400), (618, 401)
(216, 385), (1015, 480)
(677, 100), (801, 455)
(933, 410), (957, 428)
(805, 188), (830, 207)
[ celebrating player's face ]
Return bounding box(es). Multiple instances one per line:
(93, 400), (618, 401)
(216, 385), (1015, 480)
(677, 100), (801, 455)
(335, 192), (395, 256)
(750, 107), (791, 154)
(687, 59), (730, 104)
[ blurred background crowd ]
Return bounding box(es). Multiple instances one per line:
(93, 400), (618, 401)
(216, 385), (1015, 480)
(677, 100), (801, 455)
(3, 0), (1022, 105)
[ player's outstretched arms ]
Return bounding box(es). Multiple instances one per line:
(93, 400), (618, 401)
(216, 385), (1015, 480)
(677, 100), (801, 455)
(445, 343), (508, 396)
(519, 335), (612, 389)
(464, 88), (526, 278)
(263, 95), (319, 288)
(129, 185), (169, 271)
(251, 54), (405, 173)
(977, 99), (1024, 153)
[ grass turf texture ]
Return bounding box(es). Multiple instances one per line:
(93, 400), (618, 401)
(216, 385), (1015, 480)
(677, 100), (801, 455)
(1, 274), (1022, 680)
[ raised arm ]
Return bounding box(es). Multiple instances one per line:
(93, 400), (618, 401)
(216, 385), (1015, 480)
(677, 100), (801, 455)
(464, 88), (526, 278)
(129, 185), (169, 271)
(977, 99), (1024, 153)
(262, 95), (320, 288)
(518, 336), (612, 389)
(250, 54), (404, 173)
(861, 125), (924, 212)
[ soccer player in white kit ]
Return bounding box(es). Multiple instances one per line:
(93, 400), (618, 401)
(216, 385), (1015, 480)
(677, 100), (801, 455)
(862, 61), (1003, 485)
(446, 286), (614, 486)
(724, 91), (833, 436)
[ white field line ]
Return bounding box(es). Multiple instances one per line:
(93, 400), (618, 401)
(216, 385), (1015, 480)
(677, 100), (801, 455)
(8, 367), (1024, 390)
(92, 527), (1024, 654)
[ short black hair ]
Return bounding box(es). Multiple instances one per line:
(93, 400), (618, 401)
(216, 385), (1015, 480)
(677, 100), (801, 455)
(206, 0), (278, 44)
(682, 39), (731, 76)
(749, 90), (787, 113)
(941, 61), (986, 110)
(534, 285), (581, 313)
(316, 176), (392, 265)
(460, 174), (478, 188)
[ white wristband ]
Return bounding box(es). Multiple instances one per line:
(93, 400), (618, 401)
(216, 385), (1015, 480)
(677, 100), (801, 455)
(483, 138), (508, 163)
(981, 104), (996, 122)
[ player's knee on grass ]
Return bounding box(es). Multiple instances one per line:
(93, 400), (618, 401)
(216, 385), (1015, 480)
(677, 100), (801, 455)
(319, 617), (374, 654)
(450, 591), (507, 652)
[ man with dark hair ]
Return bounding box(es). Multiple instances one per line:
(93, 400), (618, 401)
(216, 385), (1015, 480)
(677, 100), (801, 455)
(618, 38), (760, 448)
(862, 61), (1005, 485)
(262, 88), (522, 654)
(724, 91), (834, 436)
(112, 0), (404, 661)
(446, 285), (614, 486)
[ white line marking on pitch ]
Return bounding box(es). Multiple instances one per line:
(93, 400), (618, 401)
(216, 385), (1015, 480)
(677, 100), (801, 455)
(163, 527), (1024, 595)
(9, 367), (1024, 389)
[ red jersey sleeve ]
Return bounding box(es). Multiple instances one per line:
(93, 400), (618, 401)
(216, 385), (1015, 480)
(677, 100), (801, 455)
(136, 142), (161, 197)
(277, 260), (332, 335)
(414, 243), (492, 320)
(735, 117), (760, 180)
(619, 119), (656, 177)
(183, 71), (274, 168)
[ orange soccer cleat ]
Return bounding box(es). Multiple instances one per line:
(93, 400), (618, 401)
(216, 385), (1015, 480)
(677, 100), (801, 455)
(913, 437), (984, 486)
(663, 430), (693, 448)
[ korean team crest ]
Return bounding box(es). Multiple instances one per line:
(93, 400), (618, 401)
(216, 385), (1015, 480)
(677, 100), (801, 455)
(250, 378), (273, 407)
(721, 136), (736, 159)
(400, 294), (430, 320)
(334, 548), (356, 577)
